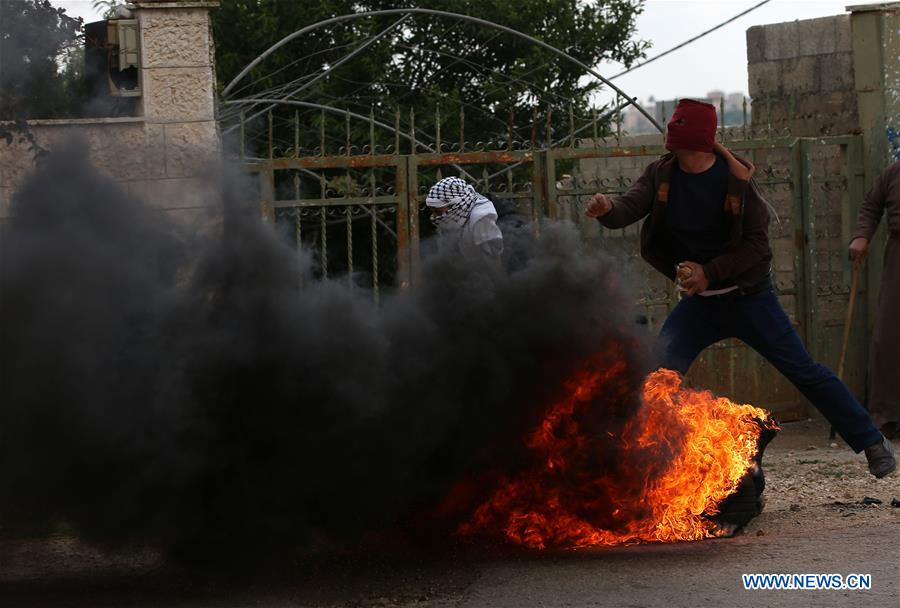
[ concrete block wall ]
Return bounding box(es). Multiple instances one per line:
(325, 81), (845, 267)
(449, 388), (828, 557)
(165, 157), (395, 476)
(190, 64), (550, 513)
(0, 1), (220, 220)
(747, 15), (859, 135)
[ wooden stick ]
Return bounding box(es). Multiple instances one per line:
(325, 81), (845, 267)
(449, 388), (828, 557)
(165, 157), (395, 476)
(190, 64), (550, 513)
(837, 264), (861, 381)
(831, 263), (861, 441)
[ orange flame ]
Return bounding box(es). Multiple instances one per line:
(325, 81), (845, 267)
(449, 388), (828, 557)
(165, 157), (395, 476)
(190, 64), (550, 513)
(460, 356), (774, 549)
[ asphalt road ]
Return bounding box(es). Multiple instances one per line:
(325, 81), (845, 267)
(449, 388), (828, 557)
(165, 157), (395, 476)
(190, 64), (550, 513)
(1, 419), (897, 608)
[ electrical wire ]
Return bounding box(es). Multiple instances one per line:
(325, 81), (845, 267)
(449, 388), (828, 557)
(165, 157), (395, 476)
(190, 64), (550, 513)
(609, 0), (772, 80)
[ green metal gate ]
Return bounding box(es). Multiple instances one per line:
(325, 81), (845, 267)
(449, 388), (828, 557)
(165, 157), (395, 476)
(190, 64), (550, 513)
(235, 109), (868, 422)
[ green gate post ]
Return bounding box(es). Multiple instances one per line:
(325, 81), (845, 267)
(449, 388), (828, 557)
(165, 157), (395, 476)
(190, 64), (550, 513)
(791, 138), (811, 347)
(850, 2), (900, 332)
(844, 136), (869, 397)
(406, 154), (421, 286)
(259, 164), (276, 223)
(395, 156), (412, 289)
(544, 149), (558, 221)
(801, 139), (819, 361)
(531, 150), (546, 232)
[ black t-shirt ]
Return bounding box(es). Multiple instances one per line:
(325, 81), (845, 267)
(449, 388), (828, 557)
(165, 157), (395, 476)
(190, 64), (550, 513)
(664, 154), (733, 285)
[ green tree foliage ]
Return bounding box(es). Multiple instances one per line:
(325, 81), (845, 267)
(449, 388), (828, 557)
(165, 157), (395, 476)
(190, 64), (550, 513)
(92, 0), (125, 19)
(214, 0), (648, 150)
(0, 0), (84, 122)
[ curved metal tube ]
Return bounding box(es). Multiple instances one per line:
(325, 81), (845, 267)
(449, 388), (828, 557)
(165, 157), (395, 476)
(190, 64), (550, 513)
(232, 14), (412, 135)
(221, 98), (481, 182)
(223, 98), (421, 148)
(221, 8), (663, 133)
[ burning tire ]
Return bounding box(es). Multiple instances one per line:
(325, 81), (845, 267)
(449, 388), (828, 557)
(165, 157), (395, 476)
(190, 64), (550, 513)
(459, 366), (780, 549)
(708, 421), (778, 534)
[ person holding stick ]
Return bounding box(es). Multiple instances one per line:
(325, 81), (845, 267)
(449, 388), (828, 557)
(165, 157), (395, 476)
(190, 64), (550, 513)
(848, 160), (900, 441)
(585, 99), (895, 478)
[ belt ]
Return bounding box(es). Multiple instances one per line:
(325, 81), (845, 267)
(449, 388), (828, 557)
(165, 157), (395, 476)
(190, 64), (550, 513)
(697, 275), (772, 300)
(697, 285), (741, 300)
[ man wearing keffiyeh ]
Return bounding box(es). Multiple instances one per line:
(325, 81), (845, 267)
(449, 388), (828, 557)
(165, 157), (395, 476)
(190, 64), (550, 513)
(426, 177), (504, 260)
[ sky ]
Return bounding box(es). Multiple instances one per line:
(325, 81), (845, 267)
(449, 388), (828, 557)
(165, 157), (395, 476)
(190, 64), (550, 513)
(595, 0), (869, 105)
(53, 0), (868, 104)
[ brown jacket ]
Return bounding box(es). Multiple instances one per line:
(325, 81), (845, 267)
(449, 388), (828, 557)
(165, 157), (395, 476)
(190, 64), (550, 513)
(597, 152), (773, 291)
(853, 160), (900, 241)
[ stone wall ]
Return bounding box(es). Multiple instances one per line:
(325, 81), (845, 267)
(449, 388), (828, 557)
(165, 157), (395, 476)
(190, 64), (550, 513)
(0, 1), (220, 221)
(746, 15), (858, 135)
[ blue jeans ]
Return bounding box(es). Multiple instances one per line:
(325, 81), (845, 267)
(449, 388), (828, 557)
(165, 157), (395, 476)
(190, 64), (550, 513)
(656, 288), (882, 453)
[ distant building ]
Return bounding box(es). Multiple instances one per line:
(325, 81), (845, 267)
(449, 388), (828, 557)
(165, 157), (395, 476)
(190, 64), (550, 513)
(619, 91), (751, 135)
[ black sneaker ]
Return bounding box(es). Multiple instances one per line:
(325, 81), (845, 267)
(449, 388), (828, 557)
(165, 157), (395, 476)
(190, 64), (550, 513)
(864, 435), (897, 478)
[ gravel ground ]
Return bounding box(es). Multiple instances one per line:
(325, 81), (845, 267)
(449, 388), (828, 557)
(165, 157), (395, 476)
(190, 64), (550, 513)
(1, 418), (897, 607)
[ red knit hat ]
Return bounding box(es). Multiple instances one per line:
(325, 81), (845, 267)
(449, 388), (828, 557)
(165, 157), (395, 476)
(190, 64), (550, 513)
(665, 99), (717, 153)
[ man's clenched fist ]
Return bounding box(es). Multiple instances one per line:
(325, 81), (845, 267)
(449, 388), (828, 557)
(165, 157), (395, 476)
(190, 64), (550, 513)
(585, 193), (613, 218)
(677, 261), (709, 296)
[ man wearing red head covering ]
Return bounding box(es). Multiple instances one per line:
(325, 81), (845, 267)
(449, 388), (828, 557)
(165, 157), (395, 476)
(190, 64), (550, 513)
(585, 99), (895, 478)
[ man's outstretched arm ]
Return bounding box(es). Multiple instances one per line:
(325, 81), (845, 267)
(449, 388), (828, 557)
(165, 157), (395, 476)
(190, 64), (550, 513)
(585, 163), (656, 228)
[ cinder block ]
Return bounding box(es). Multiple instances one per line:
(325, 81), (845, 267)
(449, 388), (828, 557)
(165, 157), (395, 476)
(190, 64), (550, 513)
(790, 115), (823, 137)
(763, 21), (800, 61)
(798, 17), (838, 56)
(82, 123), (149, 182)
(144, 123), (167, 180)
(129, 177), (218, 210)
(833, 109), (862, 137)
(777, 293), (798, 321)
(142, 67), (215, 123)
(764, 97), (791, 124)
(792, 92), (857, 136)
(771, 237), (795, 271)
(749, 97), (774, 127)
(0, 135), (40, 190)
(0, 121), (169, 193)
(834, 15), (852, 53)
(810, 153), (838, 179)
(796, 92), (822, 117)
(141, 17), (211, 68)
(782, 57), (820, 93)
(819, 52), (855, 92)
(164, 121), (219, 178)
(748, 61), (780, 97)
(746, 26), (766, 63)
(822, 89), (858, 111)
(770, 193), (796, 221)
(770, 215), (794, 243)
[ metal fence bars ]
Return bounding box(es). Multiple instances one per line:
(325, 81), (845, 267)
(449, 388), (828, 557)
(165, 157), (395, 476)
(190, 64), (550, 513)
(228, 102), (869, 423)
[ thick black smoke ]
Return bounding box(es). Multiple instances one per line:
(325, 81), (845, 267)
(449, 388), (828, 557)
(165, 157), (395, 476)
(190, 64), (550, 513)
(0, 140), (652, 557)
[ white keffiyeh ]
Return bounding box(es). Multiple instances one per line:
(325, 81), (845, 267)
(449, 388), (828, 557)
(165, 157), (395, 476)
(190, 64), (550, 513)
(426, 177), (503, 259)
(426, 177), (479, 230)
